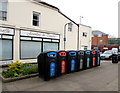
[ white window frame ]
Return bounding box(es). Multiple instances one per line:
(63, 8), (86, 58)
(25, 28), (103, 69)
(32, 11), (40, 26)
(83, 32), (87, 37)
(0, 35), (13, 61)
(0, 0), (8, 21)
(68, 23), (72, 32)
(100, 40), (103, 43)
(84, 46), (88, 50)
(98, 34), (102, 37)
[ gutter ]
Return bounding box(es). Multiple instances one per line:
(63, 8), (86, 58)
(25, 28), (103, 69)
(58, 10), (78, 26)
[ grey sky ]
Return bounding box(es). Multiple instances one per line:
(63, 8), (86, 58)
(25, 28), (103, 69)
(42, 0), (119, 37)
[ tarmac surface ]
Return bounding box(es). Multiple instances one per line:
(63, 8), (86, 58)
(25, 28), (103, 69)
(2, 60), (119, 91)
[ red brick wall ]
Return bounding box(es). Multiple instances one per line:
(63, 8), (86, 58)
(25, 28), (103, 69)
(92, 35), (108, 45)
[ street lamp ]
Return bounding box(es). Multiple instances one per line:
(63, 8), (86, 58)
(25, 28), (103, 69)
(64, 22), (72, 50)
(80, 16), (83, 25)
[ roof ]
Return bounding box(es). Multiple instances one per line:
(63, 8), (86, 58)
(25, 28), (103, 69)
(33, 0), (59, 10)
(58, 11), (78, 25)
(32, 0), (92, 27)
(80, 24), (91, 28)
(92, 30), (108, 36)
(33, 0), (78, 25)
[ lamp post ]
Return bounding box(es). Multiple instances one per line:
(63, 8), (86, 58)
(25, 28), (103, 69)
(79, 16), (83, 50)
(80, 16), (83, 25)
(64, 22), (72, 50)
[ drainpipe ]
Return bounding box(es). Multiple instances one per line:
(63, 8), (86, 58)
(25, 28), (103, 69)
(64, 22), (72, 50)
(77, 24), (80, 50)
(64, 23), (68, 50)
(64, 22), (70, 50)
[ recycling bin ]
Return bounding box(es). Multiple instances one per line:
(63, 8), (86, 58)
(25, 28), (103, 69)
(57, 51), (67, 76)
(90, 50), (97, 67)
(37, 51), (57, 81)
(112, 54), (118, 63)
(84, 50), (91, 69)
(67, 51), (77, 73)
(96, 50), (100, 66)
(118, 54), (120, 61)
(77, 50), (85, 71)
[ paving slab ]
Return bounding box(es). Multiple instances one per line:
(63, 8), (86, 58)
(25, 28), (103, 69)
(2, 60), (118, 91)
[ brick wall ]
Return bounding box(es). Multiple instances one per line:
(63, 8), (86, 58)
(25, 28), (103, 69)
(92, 35), (108, 45)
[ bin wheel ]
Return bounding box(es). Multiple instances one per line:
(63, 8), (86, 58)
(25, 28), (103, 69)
(44, 79), (49, 81)
(109, 56), (112, 60)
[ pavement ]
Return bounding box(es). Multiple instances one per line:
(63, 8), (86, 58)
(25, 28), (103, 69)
(2, 60), (119, 91)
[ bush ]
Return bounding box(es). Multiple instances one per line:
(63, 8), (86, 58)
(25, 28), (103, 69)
(2, 70), (15, 78)
(8, 61), (24, 75)
(22, 65), (38, 75)
(22, 63), (32, 68)
(2, 61), (38, 78)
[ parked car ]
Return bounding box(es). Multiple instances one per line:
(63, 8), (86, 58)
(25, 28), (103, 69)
(100, 48), (118, 60)
(100, 50), (113, 59)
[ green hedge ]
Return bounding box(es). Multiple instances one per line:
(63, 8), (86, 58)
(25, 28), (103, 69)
(2, 61), (38, 78)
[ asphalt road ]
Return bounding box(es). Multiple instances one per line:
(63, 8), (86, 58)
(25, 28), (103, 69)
(2, 60), (118, 91)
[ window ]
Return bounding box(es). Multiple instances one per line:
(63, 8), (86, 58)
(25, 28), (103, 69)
(84, 46), (88, 50)
(100, 40), (103, 43)
(20, 36), (59, 59)
(83, 32), (87, 37)
(104, 51), (112, 54)
(98, 34), (102, 37)
(32, 38), (42, 41)
(68, 23), (72, 32)
(20, 30), (60, 59)
(0, 0), (7, 21)
(0, 27), (14, 60)
(21, 37), (31, 40)
(43, 39), (51, 42)
(43, 42), (59, 52)
(21, 41), (41, 59)
(52, 39), (59, 42)
(43, 38), (59, 51)
(33, 12), (40, 26)
(0, 36), (13, 60)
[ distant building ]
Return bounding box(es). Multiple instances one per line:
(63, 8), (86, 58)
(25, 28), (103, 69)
(108, 38), (120, 51)
(92, 30), (108, 45)
(91, 30), (108, 52)
(79, 24), (92, 50)
(92, 30), (119, 52)
(108, 38), (120, 45)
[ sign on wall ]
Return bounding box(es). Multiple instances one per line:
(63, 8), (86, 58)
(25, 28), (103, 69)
(0, 27), (14, 35)
(21, 30), (60, 39)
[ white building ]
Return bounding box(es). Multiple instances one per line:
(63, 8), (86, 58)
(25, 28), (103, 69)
(79, 24), (92, 50)
(0, 0), (92, 65)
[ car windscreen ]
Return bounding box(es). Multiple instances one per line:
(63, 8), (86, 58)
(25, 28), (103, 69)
(103, 51), (112, 54)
